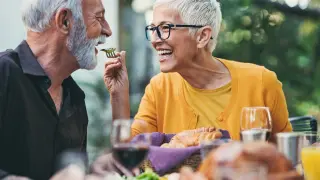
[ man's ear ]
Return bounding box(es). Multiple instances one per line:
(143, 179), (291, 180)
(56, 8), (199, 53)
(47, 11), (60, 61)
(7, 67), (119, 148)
(55, 8), (72, 35)
(196, 26), (213, 49)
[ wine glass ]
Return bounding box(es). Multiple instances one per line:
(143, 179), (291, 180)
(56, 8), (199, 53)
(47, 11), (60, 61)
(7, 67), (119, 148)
(240, 107), (272, 142)
(110, 119), (151, 172)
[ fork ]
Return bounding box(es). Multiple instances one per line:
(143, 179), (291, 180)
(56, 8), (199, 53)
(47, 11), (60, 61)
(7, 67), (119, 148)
(101, 48), (117, 58)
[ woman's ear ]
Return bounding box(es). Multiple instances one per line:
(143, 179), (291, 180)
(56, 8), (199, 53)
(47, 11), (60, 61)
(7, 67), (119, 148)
(55, 8), (73, 35)
(196, 26), (213, 49)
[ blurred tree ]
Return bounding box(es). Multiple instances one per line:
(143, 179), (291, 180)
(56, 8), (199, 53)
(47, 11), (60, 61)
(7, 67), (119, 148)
(215, 0), (320, 117)
(78, 78), (112, 163)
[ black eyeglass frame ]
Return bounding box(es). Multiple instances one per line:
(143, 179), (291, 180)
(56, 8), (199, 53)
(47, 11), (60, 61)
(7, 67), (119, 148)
(145, 24), (214, 41)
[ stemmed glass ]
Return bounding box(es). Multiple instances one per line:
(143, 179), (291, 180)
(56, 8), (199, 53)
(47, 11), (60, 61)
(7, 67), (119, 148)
(240, 107), (272, 142)
(110, 119), (151, 172)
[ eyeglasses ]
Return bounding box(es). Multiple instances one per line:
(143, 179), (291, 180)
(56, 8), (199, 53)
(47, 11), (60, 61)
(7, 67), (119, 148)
(145, 24), (213, 41)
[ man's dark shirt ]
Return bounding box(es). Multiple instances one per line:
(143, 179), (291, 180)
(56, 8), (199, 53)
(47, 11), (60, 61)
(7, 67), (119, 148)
(0, 41), (88, 180)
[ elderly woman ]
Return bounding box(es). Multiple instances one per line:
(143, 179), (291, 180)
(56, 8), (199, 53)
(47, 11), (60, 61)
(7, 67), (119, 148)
(104, 0), (292, 140)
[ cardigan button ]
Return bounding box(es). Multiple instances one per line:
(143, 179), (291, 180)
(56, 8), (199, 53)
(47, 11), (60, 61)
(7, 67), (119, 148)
(217, 113), (224, 122)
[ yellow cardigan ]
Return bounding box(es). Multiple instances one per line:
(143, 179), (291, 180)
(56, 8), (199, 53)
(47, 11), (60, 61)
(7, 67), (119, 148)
(132, 59), (292, 140)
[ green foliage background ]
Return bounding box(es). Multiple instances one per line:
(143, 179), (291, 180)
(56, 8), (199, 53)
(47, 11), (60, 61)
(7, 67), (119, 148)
(214, 0), (320, 116)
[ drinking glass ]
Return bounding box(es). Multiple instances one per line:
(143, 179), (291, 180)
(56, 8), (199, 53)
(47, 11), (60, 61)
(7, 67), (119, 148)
(301, 132), (320, 180)
(302, 132), (320, 147)
(276, 132), (304, 167)
(301, 145), (320, 180)
(110, 119), (151, 171)
(240, 107), (272, 142)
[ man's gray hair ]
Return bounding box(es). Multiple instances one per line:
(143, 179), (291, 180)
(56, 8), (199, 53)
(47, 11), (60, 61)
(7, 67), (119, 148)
(154, 0), (222, 52)
(21, 0), (83, 32)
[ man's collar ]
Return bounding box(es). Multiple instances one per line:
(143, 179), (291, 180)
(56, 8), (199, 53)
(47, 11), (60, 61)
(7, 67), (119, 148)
(14, 40), (48, 77)
(14, 40), (51, 89)
(14, 40), (85, 100)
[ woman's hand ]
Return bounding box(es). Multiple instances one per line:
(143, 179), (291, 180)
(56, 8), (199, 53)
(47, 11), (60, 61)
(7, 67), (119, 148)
(103, 51), (131, 120)
(103, 51), (129, 95)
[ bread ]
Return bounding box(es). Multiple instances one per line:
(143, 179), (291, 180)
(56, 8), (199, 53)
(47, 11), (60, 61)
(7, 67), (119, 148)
(198, 141), (301, 180)
(160, 142), (185, 148)
(161, 127), (222, 148)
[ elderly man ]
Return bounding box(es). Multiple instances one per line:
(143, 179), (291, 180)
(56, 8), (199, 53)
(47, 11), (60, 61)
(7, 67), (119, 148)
(0, 0), (113, 179)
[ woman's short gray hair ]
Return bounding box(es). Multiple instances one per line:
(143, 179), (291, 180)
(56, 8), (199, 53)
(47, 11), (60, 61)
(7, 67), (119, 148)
(154, 0), (222, 52)
(21, 0), (83, 32)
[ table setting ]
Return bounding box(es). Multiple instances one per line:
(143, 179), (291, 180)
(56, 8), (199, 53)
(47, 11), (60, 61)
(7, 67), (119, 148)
(101, 106), (320, 180)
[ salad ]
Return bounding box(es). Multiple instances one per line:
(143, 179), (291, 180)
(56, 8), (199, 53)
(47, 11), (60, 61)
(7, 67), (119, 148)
(103, 168), (179, 180)
(120, 168), (159, 180)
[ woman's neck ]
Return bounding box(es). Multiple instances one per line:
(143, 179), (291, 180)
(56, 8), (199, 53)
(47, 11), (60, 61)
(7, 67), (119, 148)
(178, 53), (231, 90)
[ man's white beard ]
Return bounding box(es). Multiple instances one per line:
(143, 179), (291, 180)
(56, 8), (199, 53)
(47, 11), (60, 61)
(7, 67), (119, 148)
(67, 17), (99, 70)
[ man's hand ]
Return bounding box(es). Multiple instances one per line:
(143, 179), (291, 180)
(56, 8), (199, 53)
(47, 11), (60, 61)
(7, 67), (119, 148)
(103, 51), (129, 95)
(50, 165), (85, 180)
(3, 176), (31, 180)
(90, 153), (139, 177)
(50, 165), (103, 180)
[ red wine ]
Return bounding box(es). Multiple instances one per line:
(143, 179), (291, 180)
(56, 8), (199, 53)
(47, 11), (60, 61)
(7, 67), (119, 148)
(112, 146), (149, 170)
(265, 130), (271, 140)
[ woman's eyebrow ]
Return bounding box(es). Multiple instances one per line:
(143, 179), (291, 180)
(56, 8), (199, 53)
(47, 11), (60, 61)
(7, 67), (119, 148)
(151, 21), (173, 26)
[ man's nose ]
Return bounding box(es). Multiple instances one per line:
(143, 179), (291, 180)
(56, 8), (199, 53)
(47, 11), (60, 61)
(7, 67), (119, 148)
(101, 20), (112, 37)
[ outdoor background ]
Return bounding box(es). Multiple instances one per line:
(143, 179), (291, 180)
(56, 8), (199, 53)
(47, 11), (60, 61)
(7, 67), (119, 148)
(0, 0), (319, 163)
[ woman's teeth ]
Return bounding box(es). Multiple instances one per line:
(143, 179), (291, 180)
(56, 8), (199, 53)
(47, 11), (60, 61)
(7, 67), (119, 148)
(158, 50), (172, 55)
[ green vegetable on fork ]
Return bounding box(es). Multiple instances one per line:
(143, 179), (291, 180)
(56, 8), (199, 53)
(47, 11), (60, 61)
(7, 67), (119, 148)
(101, 48), (117, 58)
(135, 168), (160, 180)
(122, 168), (160, 180)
